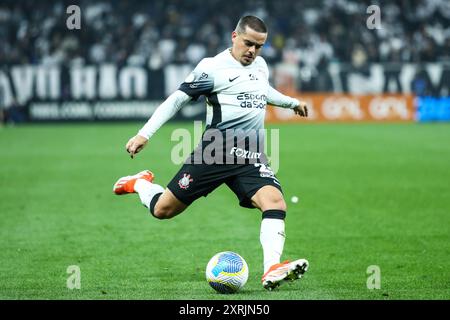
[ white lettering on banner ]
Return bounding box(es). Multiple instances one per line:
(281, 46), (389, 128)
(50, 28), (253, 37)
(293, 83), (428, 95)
(29, 101), (161, 120)
(0, 71), (14, 108)
(399, 64), (416, 94)
(59, 102), (93, 119)
(164, 64), (195, 97)
(10, 66), (60, 105)
(93, 101), (159, 119)
(35, 66), (60, 100)
(368, 97), (409, 119)
(347, 65), (384, 94)
(11, 66), (34, 105)
(426, 64), (444, 88)
(0, 63), (448, 110)
(99, 64), (117, 99)
(29, 102), (93, 120)
(322, 96), (363, 120)
(29, 103), (60, 119)
(119, 67), (147, 98)
(71, 66), (97, 99)
(71, 66), (149, 99)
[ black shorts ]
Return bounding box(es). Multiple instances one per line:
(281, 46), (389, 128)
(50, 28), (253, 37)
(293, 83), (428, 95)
(167, 163), (283, 208)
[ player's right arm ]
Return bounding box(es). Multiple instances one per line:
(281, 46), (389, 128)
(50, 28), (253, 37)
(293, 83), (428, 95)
(126, 59), (214, 158)
(259, 57), (308, 117)
(126, 90), (192, 158)
(267, 86), (308, 117)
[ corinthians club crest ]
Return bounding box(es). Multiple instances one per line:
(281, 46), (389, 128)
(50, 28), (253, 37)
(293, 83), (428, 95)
(178, 173), (193, 189)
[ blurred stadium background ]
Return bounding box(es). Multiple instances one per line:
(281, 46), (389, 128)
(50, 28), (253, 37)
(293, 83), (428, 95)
(0, 0), (449, 300)
(1, 0), (449, 122)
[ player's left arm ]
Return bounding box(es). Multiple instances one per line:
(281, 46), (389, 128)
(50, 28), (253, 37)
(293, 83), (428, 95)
(267, 86), (308, 117)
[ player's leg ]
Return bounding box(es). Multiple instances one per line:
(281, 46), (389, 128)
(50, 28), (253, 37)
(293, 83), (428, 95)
(250, 185), (287, 273)
(113, 170), (188, 219)
(151, 188), (188, 219)
(227, 163), (309, 290)
(226, 171), (287, 275)
(251, 185), (309, 290)
(114, 163), (223, 220)
(250, 185), (286, 211)
(134, 179), (188, 219)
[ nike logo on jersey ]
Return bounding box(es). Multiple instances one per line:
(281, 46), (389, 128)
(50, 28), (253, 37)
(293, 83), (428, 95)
(229, 76), (240, 82)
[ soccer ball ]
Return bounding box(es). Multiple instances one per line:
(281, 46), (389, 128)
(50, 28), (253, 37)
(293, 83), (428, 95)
(205, 251), (249, 294)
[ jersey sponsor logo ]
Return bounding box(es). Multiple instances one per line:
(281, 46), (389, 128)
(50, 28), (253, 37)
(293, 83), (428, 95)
(237, 92), (267, 109)
(229, 147), (261, 159)
(178, 173), (193, 189)
(229, 75), (240, 82)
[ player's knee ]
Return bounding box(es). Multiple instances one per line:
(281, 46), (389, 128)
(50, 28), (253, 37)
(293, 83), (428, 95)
(264, 197), (287, 212)
(271, 198), (287, 212)
(152, 203), (176, 220)
(260, 197), (287, 212)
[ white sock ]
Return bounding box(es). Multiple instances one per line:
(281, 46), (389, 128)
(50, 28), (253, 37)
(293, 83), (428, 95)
(134, 179), (164, 208)
(260, 218), (286, 273)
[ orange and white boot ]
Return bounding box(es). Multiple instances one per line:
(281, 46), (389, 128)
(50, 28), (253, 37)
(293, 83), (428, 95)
(113, 170), (154, 195)
(262, 259), (309, 290)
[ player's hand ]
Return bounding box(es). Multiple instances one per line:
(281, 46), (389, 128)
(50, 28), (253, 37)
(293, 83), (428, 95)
(126, 135), (148, 159)
(293, 101), (308, 117)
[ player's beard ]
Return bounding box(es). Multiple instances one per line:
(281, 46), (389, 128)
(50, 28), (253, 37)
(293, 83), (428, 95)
(242, 54), (254, 65)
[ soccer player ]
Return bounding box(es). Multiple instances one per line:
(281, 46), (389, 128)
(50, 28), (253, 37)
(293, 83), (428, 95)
(113, 16), (309, 290)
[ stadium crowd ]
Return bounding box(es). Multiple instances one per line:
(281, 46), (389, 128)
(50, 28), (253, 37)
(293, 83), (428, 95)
(0, 0), (449, 70)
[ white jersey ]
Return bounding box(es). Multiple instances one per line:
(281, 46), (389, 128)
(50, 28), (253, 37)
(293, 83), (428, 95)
(138, 48), (298, 144)
(179, 49), (270, 132)
(137, 48), (298, 164)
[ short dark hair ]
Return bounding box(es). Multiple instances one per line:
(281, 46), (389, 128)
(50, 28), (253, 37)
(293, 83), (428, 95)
(235, 15), (267, 34)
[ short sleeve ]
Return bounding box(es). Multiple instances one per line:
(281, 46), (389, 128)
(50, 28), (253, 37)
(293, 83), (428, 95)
(178, 59), (214, 101)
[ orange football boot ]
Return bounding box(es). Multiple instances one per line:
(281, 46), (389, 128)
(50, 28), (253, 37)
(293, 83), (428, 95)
(262, 259), (309, 290)
(113, 170), (154, 195)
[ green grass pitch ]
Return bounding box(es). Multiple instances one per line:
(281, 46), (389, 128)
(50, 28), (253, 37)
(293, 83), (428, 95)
(0, 122), (449, 300)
